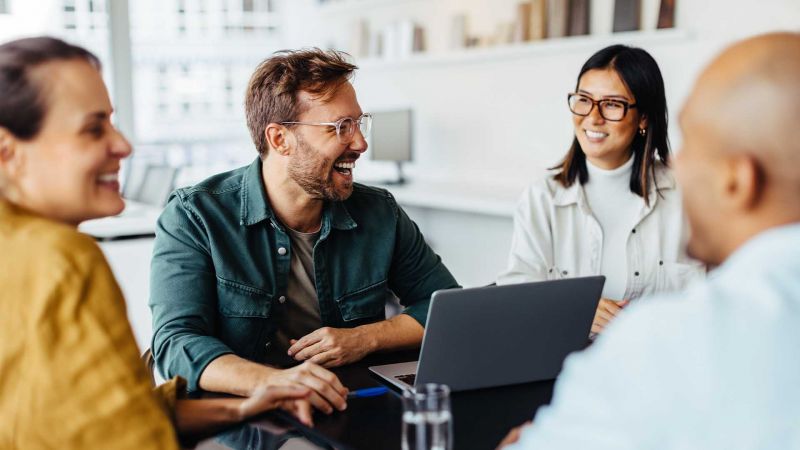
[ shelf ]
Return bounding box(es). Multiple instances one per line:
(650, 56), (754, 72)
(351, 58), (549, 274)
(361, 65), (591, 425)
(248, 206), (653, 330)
(356, 28), (692, 70)
(317, 0), (433, 15)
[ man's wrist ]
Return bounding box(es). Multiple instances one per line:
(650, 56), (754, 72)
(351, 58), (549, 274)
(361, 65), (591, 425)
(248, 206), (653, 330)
(356, 323), (382, 353)
(243, 363), (281, 395)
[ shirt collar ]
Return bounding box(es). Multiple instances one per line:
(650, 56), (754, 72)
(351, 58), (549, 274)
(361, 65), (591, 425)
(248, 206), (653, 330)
(239, 157), (358, 231)
(240, 157), (274, 226)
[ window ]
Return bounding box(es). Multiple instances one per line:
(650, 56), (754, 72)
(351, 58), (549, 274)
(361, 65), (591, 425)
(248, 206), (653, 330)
(124, 0), (283, 182)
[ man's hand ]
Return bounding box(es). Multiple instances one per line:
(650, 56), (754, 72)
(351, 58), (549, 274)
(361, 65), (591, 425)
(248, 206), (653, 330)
(288, 327), (374, 368)
(238, 385), (313, 426)
(496, 421), (532, 449)
(262, 361), (349, 415)
(591, 298), (629, 334)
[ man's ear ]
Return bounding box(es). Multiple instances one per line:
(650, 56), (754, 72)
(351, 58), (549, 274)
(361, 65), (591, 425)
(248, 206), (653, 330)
(724, 154), (765, 212)
(265, 123), (294, 156)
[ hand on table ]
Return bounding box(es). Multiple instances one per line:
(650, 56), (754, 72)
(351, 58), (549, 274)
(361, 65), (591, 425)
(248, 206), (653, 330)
(288, 326), (372, 368)
(496, 421), (532, 449)
(238, 385), (313, 426)
(261, 361), (348, 415)
(591, 298), (629, 334)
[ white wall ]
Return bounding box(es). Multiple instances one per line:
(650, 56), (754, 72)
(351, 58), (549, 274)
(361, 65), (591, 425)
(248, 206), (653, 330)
(273, 0), (800, 287)
(281, 0), (800, 188)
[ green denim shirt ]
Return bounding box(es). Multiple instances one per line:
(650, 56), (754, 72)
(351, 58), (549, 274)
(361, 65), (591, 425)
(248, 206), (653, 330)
(149, 158), (459, 391)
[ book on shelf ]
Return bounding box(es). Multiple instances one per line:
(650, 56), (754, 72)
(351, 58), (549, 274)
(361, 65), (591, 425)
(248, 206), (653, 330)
(449, 13), (468, 49)
(348, 19), (370, 58)
(515, 2), (533, 41)
(547, 0), (569, 38)
(567, 0), (590, 36)
(657, 0), (676, 28)
(530, 0), (548, 40)
(413, 25), (426, 52)
(613, 0), (641, 32)
(591, 0), (615, 35)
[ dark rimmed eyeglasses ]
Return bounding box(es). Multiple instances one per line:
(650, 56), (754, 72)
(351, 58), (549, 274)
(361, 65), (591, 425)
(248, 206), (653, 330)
(281, 113), (372, 144)
(567, 93), (637, 122)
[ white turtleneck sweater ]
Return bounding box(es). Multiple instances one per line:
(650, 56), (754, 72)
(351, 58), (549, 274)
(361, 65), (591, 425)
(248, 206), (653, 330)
(583, 155), (641, 300)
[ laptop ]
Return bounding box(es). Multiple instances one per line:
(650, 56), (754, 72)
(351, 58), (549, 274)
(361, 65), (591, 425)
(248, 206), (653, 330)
(369, 276), (605, 392)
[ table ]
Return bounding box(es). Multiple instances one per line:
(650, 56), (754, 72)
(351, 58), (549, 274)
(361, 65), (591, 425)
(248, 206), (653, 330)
(79, 199), (161, 241)
(190, 350), (555, 450)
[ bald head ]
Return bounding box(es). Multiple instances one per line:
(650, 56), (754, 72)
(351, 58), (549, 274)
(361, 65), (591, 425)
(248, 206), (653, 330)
(684, 32), (800, 188)
(676, 32), (800, 265)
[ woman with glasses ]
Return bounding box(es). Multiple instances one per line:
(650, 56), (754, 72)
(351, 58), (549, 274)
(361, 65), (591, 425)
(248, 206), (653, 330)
(498, 45), (704, 335)
(0, 37), (314, 449)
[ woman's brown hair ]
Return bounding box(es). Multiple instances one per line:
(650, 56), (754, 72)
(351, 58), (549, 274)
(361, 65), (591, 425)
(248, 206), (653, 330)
(0, 36), (100, 140)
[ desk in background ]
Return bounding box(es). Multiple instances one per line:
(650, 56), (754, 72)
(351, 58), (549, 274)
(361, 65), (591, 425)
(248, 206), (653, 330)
(79, 199), (160, 241)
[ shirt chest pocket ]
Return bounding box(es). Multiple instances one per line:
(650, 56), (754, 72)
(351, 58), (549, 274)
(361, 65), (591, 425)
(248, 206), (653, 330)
(335, 279), (388, 323)
(216, 279), (273, 357)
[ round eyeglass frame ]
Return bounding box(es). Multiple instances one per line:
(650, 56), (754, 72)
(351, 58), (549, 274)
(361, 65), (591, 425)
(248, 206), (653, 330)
(281, 113), (372, 144)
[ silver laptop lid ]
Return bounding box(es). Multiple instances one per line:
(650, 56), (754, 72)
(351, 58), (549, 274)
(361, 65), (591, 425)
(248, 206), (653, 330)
(415, 276), (604, 391)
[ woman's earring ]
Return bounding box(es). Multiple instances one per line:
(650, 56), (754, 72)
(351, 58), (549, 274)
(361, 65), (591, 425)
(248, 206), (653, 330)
(639, 128), (647, 136)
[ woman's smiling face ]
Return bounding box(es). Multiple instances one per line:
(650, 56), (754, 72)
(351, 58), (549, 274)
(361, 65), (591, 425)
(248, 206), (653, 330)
(7, 58), (132, 225)
(572, 68), (646, 170)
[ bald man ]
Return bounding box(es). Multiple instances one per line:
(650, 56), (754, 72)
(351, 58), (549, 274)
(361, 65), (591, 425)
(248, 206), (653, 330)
(499, 32), (800, 450)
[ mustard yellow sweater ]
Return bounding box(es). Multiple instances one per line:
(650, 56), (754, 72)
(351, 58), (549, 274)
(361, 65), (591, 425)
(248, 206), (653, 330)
(0, 200), (181, 449)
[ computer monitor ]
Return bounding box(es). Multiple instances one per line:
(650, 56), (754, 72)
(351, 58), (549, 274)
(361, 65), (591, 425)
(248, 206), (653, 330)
(368, 109), (412, 184)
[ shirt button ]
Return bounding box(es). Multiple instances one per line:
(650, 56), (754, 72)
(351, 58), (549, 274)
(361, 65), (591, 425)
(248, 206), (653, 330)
(562, 270), (568, 276)
(277, 247), (287, 256)
(278, 295), (286, 304)
(265, 341), (271, 349)
(632, 228), (637, 233)
(634, 271), (640, 276)
(659, 260), (664, 266)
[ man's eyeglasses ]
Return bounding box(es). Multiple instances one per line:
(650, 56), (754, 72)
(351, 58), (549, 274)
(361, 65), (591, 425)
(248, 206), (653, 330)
(567, 93), (637, 122)
(281, 113), (373, 144)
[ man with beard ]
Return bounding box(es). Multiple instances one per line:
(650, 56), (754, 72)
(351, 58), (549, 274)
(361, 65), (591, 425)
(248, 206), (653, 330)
(149, 49), (458, 415)
(498, 32), (800, 449)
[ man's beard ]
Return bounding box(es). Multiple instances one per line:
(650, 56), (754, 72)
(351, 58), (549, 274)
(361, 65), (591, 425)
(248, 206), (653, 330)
(287, 133), (354, 202)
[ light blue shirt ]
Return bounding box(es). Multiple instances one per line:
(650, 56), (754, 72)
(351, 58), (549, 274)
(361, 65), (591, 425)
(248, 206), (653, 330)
(508, 223), (800, 450)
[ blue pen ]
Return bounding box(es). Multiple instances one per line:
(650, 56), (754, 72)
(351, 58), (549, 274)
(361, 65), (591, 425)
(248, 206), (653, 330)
(347, 386), (389, 398)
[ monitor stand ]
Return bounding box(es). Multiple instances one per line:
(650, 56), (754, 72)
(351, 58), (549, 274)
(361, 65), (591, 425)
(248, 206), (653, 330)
(381, 161), (407, 185)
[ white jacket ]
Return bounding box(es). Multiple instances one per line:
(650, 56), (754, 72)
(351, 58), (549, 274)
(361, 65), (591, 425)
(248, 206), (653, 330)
(498, 164), (704, 300)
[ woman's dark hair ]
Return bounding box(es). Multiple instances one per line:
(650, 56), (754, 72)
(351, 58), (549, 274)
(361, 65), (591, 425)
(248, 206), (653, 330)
(552, 44), (670, 205)
(0, 36), (100, 140)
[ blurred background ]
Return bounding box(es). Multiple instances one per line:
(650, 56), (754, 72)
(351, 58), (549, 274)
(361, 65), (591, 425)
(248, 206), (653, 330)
(2, 0), (798, 347)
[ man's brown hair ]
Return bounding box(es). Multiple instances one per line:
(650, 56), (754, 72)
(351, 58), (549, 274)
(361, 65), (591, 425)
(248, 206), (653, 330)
(245, 48), (357, 157)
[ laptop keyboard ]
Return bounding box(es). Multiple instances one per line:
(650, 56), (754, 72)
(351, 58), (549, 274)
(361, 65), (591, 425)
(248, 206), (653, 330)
(395, 374), (416, 385)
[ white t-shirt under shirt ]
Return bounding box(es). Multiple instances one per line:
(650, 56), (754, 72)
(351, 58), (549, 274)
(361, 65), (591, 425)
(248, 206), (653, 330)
(583, 155), (641, 300)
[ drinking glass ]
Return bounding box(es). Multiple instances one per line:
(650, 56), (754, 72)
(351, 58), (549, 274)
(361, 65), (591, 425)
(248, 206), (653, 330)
(401, 384), (452, 450)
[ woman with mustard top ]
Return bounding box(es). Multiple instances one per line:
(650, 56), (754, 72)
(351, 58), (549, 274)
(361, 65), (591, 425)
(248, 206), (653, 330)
(0, 37), (316, 449)
(498, 45), (705, 335)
